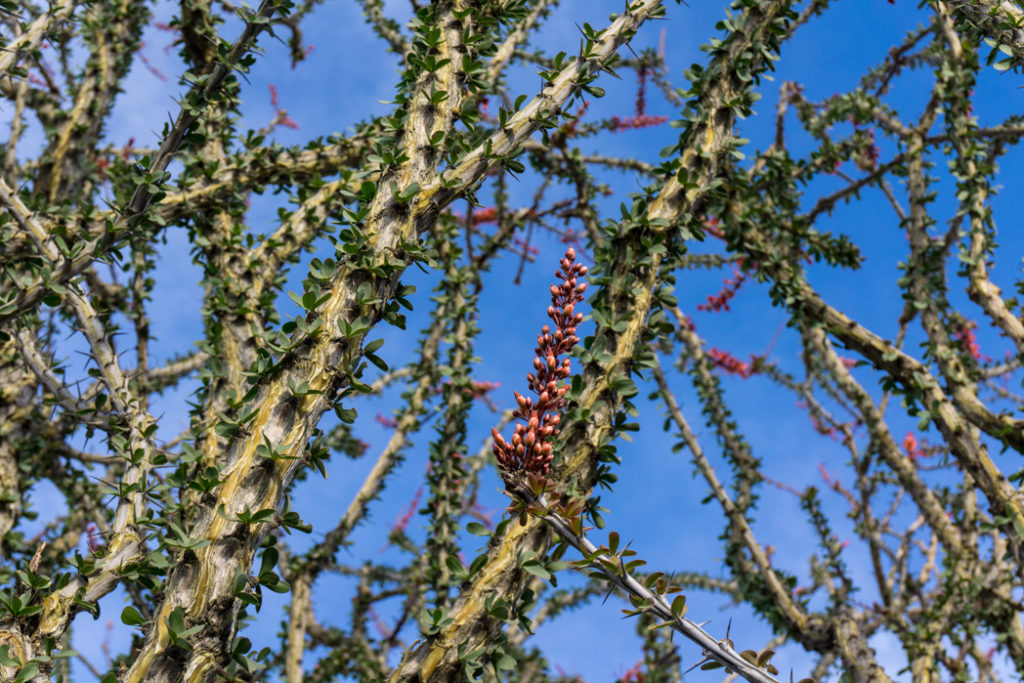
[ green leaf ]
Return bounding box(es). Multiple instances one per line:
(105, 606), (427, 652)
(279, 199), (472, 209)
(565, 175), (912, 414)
(521, 562), (551, 580)
(121, 606), (145, 627)
(14, 662), (38, 683)
(0, 645), (19, 667)
(465, 522), (489, 536)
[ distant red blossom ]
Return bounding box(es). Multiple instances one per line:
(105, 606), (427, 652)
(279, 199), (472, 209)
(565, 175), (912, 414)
(818, 463), (839, 491)
(375, 413), (398, 430)
(698, 265), (747, 313)
(391, 487), (423, 535)
(380, 486), (424, 552)
(471, 206), (497, 225)
(706, 348), (757, 378)
(268, 83), (299, 130)
(557, 100), (589, 139)
(609, 114), (669, 132)
(470, 380), (501, 398)
(608, 58), (669, 132)
(799, 401), (838, 440)
(620, 661), (645, 682)
(902, 432), (922, 462)
(953, 320), (990, 362)
(902, 432), (943, 464)
(136, 43), (168, 81)
(513, 236), (540, 256)
(460, 207), (539, 226)
(702, 215), (724, 239)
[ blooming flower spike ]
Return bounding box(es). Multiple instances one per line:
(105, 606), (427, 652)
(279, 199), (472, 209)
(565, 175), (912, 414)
(493, 248), (588, 478)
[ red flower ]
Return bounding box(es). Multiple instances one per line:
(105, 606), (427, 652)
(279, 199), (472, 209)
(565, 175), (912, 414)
(513, 236), (540, 256)
(471, 207), (497, 225)
(268, 84), (300, 130)
(492, 248), (588, 477)
(470, 380), (500, 398)
(697, 266), (746, 313)
(609, 114), (669, 132)
(375, 413), (399, 430)
(136, 43), (168, 82)
(707, 347), (754, 378)
(620, 661), (645, 682)
(902, 432), (922, 463)
(392, 487), (423, 534)
(818, 463), (833, 488)
(953, 320), (990, 362)
(702, 215), (724, 240)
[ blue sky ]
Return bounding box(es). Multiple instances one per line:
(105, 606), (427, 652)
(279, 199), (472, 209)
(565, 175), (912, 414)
(6, 0), (1024, 679)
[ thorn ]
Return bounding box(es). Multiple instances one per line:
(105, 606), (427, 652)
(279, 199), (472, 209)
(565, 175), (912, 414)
(682, 656), (712, 676)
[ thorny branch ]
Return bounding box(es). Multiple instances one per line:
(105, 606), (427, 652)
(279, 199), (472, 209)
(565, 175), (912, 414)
(2, 0), (1024, 682)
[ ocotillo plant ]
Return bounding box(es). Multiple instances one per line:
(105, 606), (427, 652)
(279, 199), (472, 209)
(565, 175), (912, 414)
(4, 0), (1024, 681)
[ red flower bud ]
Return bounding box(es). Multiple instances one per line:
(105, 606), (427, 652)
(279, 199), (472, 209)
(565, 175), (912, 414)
(491, 247), (587, 478)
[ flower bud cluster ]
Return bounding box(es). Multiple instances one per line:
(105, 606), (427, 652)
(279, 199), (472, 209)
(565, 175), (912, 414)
(492, 248), (588, 476)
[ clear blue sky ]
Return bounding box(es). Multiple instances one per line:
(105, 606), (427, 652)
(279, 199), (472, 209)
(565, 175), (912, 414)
(9, 0), (1023, 679)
